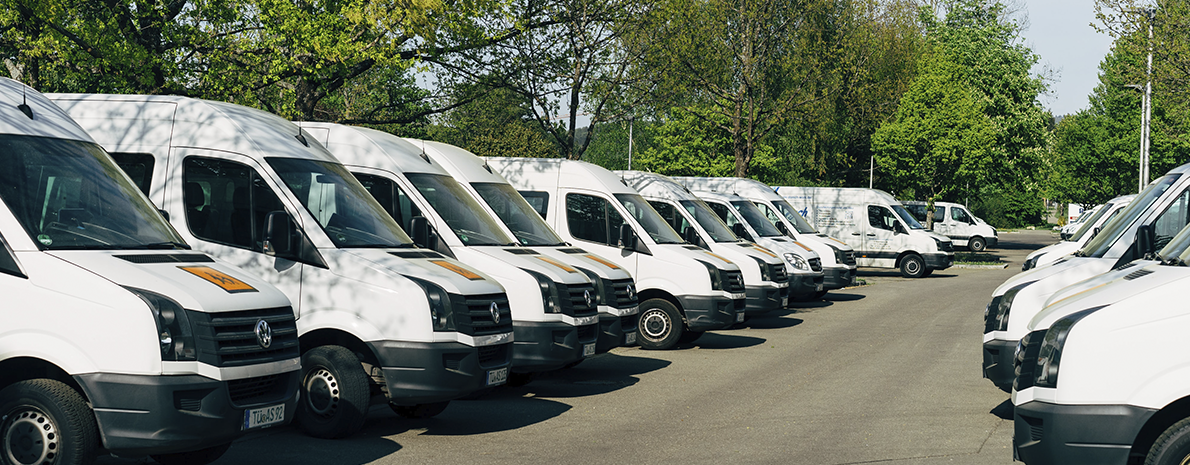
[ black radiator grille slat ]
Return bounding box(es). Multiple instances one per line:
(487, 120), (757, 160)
(556, 282), (599, 318)
(115, 253), (215, 264)
(188, 306), (300, 368)
(477, 343), (510, 368)
(451, 293), (513, 337)
(769, 263), (787, 283)
(808, 258), (823, 272)
(1124, 268), (1154, 280)
(227, 374), (288, 405)
(940, 242), (955, 252)
(722, 270), (745, 293)
(606, 278), (638, 308)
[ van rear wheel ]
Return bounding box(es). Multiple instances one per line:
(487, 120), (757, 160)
(969, 236), (987, 252)
(899, 254), (926, 278)
(0, 379), (98, 465)
(637, 298), (684, 350)
(1145, 417), (1190, 465)
(296, 346), (371, 439)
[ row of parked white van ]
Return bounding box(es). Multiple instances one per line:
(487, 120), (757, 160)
(0, 78), (964, 464)
(982, 164), (1190, 464)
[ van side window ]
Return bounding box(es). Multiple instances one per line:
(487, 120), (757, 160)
(753, 202), (782, 227)
(648, 200), (691, 236)
(353, 172), (422, 232)
(951, 207), (971, 223)
(934, 208), (945, 223)
(1152, 188), (1190, 250)
(905, 204), (927, 222)
(520, 191), (549, 218)
(868, 205), (897, 231)
(110, 153), (155, 197)
(182, 157), (285, 251)
(566, 193), (624, 246)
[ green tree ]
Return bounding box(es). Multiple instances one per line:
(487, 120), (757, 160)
(430, 79), (559, 158)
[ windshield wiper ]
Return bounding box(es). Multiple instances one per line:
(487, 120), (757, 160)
(129, 241), (191, 250)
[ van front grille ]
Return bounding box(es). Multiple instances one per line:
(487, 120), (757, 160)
(606, 278), (638, 308)
(188, 306), (300, 367)
(451, 293), (513, 337)
(557, 282), (599, 318)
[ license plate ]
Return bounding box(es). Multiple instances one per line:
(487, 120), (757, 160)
(583, 343), (596, 357)
(625, 332), (637, 345)
(486, 367), (508, 386)
(816, 283), (823, 291)
(736, 312), (745, 322)
(243, 403), (284, 430)
(782, 297), (788, 306)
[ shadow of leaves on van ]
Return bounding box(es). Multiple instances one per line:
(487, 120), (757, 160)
(682, 332), (766, 350)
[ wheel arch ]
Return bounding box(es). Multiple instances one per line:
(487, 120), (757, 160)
(0, 357), (87, 402)
(1131, 396), (1190, 460)
(299, 328), (381, 368)
(895, 251), (922, 268)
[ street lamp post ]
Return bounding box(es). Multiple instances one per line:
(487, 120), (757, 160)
(1126, 8), (1156, 192)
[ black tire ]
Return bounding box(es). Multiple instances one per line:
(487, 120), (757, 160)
(899, 254), (926, 278)
(969, 236), (987, 252)
(677, 330), (703, 344)
(151, 443), (232, 465)
(390, 401), (449, 419)
(296, 346), (371, 439)
(636, 298), (684, 350)
(922, 269), (933, 277)
(0, 379), (99, 465)
(1146, 417), (1190, 465)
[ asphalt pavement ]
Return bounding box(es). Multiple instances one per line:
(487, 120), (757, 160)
(102, 229), (1059, 465)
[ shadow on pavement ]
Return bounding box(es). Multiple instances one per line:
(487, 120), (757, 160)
(210, 423), (405, 465)
(991, 399), (1014, 420)
(738, 315), (804, 330)
(505, 351), (673, 400)
(824, 292), (865, 302)
(682, 332), (766, 350)
(789, 299), (834, 309)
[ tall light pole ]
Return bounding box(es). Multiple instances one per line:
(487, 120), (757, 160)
(1127, 8), (1156, 192)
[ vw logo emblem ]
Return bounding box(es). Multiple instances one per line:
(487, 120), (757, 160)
(490, 302), (501, 324)
(254, 320), (272, 349)
(583, 290), (593, 308)
(626, 284), (635, 299)
(734, 275), (743, 287)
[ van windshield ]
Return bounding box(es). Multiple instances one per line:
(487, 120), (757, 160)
(771, 199), (819, 233)
(614, 194), (684, 244)
(0, 135), (185, 250)
(407, 174), (516, 246)
(1080, 174), (1181, 258)
(1068, 202), (1114, 242)
(731, 200), (785, 237)
(1159, 222), (1190, 265)
(471, 182), (565, 246)
(679, 199), (739, 243)
(892, 205), (925, 229)
(267, 158), (413, 248)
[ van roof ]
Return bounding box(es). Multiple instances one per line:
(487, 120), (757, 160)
(47, 93), (335, 163)
(0, 78), (93, 142)
(298, 123), (452, 177)
(774, 186), (899, 205)
(415, 139), (507, 184)
(482, 157), (635, 195)
(616, 171), (697, 201)
(670, 176), (784, 201)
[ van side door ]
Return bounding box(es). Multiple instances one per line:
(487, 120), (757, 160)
(562, 192), (638, 275)
(865, 205), (899, 255)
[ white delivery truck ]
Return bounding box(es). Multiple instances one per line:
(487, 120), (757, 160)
(486, 157), (747, 350)
(51, 95), (514, 439)
(688, 190), (827, 301)
(418, 140), (640, 354)
(1060, 204), (1099, 240)
(618, 171), (790, 314)
(1011, 225), (1190, 465)
(1022, 195), (1135, 271)
(0, 78), (300, 464)
(902, 201), (998, 251)
(671, 176), (858, 292)
(774, 187), (955, 278)
(981, 165), (1190, 392)
(298, 124), (597, 383)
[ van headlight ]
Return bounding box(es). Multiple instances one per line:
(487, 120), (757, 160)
(989, 281), (1035, 332)
(407, 277), (456, 331)
(525, 269), (563, 313)
(1034, 306), (1103, 388)
(699, 261), (723, 291)
(750, 257), (772, 282)
(126, 287), (197, 361)
(784, 253), (810, 271)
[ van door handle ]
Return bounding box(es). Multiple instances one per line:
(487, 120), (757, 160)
(866, 234), (876, 237)
(851, 232), (861, 236)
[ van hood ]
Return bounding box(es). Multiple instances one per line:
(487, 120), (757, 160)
(1031, 261), (1182, 331)
(343, 248), (506, 296)
(46, 250), (291, 313)
(1026, 241), (1069, 261)
(993, 256), (1107, 297)
(536, 246), (635, 281)
(471, 246), (593, 285)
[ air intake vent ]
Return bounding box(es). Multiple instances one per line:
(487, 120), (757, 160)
(115, 254), (215, 264)
(1124, 268), (1154, 280)
(558, 248), (588, 254)
(504, 249), (539, 255)
(390, 250), (443, 259)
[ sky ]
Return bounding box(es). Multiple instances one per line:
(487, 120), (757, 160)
(1017, 0), (1117, 117)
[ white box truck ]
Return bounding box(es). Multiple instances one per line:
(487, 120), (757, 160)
(486, 157), (747, 350)
(0, 78), (300, 464)
(1022, 195), (1134, 271)
(774, 187), (955, 278)
(51, 95), (514, 439)
(902, 201), (998, 251)
(670, 176), (858, 292)
(417, 140), (641, 353)
(299, 123), (598, 384)
(618, 171), (790, 314)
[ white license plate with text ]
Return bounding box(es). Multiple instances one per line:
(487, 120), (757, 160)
(487, 367), (509, 386)
(583, 343), (596, 357)
(625, 332), (637, 345)
(243, 403), (285, 430)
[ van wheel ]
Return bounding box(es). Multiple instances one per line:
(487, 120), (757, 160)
(1145, 417), (1190, 465)
(969, 236), (987, 252)
(899, 254), (926, 278)
(0, 379), (98, 465)
(391, 401), (449, 419)
(296, 346), (371, 439)
(151, 443), (232, 465)
(637, 298), (684, 350)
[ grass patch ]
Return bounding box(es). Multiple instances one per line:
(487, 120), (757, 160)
(955, 252), (1005, 265)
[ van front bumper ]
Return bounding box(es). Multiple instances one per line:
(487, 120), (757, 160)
(677, 294), (743, 331)
(924, 252), (953, 270)
(982, 338), (1017, 391)
(823, 265), (857, 290)
(1013, 400), (1154, 465)
(596, 309), (639, 353)
(788, 272), (825, 300)
(744, 284), (786, 315)
(75, 369), (299, 456)
(369, 339), (513, 405)
(511, 321), (595, 372)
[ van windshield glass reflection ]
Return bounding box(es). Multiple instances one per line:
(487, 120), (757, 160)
(472, 182), (565, 246)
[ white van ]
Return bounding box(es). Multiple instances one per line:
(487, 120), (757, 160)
(1022, 195), (1135, 271)
(618, 171), (790, 314)
(981, 166), (1190, 392)
(51, 95), (514, 439)
(299, 124), (598, 383)
(1060, 204), (1099, 240)
(1011, 225), (1190, 464)
(486, 157), (747, 350)
(902, 201), (998, 251)
(774, 187), (955, 278)
(670, 176), (858, 292)
(0, 79), (299, 464)
(418, 141), (640, 353)
(687, 190), (826, 301)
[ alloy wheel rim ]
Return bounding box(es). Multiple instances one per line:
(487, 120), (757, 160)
(304, 368), (341, 418)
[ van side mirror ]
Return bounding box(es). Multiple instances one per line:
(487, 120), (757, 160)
(776, 221), (791, 237)
(159, 209), (170, 221)
(894, 222), (907, 235)
(1136, 224), (1156, 256)
(683, 227), (707, 249)
(731, 222), (752, 241)
(618, 223), (637, 250)
(411, 216), (438, 251)
(263, 211), (294, 257)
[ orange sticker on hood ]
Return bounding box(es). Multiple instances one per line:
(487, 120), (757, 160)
(179, 266), (257, 293)
(704, 252), (731, 264)
(536, 256), (578, 273)
(793, 241), (813, 252)
(750, 245), (777, 258)
(430, 260), (484, 280)
(583, 254), (621, 270)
